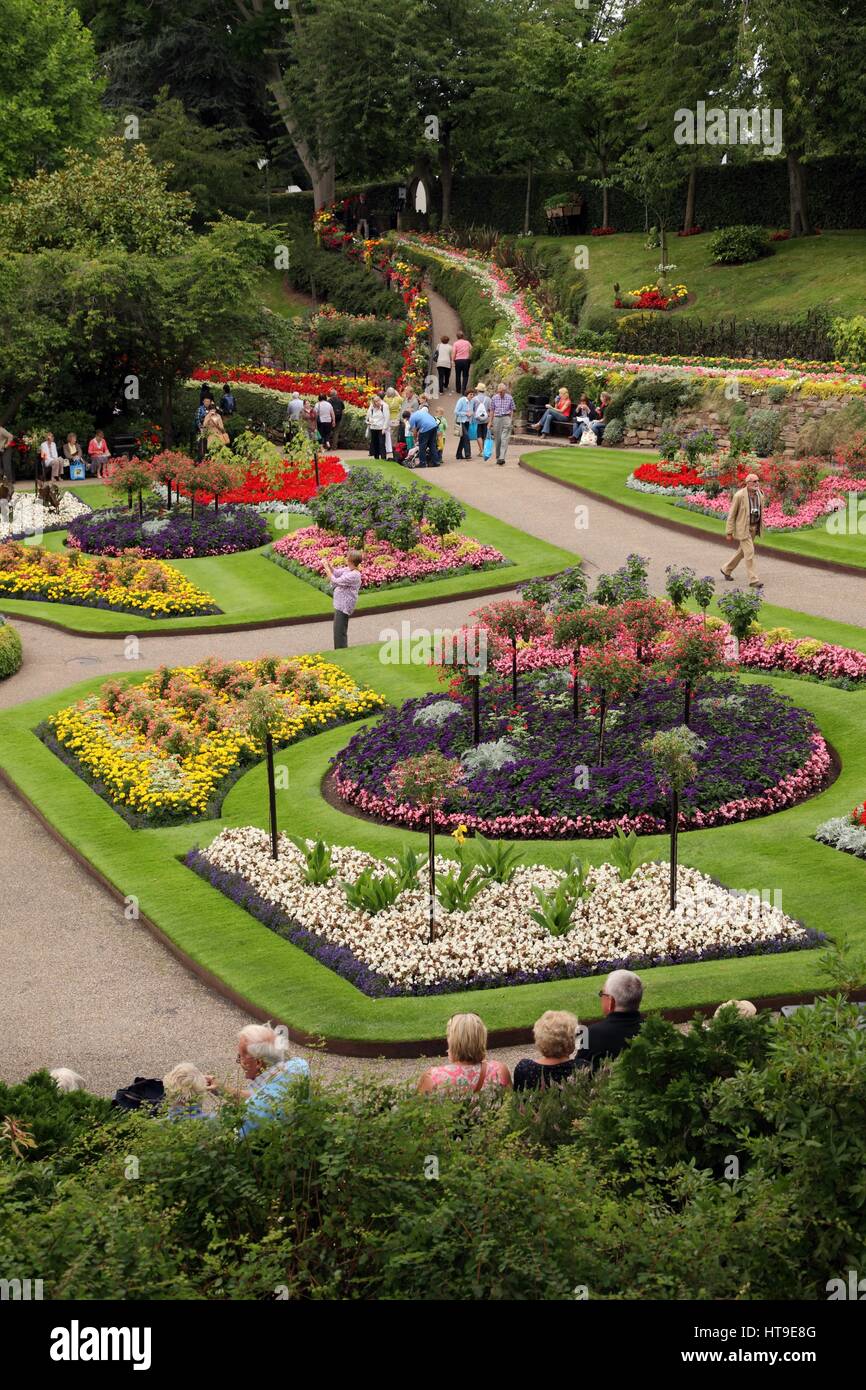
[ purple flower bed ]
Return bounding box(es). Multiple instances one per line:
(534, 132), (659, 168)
(332, 675), (828, 838)
(185, 848), (824, 998)
(66, 506), (269, 558)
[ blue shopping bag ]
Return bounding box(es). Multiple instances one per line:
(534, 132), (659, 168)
(69, 461), (85, 480)
(467, 419), (478, 441)
(482, 435), (493, 459)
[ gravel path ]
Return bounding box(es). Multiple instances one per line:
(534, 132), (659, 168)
(1, 282), (861, 1092)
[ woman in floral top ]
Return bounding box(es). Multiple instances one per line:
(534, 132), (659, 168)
(417, 1013), (512, 1094)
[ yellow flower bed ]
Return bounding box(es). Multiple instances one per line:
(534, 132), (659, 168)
(47, 654), (385, 821)
(0, 545), (216, 618)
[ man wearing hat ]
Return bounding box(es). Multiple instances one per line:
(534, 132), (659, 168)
(721, 472), (764, 588)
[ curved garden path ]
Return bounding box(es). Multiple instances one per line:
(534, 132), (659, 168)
(2, 281), (863, 1091)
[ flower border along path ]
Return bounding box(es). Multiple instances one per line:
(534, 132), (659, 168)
(0, 460), (577, 636)
(520, 446), (866, 575)
(1, 635), (864, 1052)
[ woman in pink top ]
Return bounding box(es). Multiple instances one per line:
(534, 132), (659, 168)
(87, 430), (111, 478)
(452, 334), (472, 394)
(417, 1013), (511, 1095)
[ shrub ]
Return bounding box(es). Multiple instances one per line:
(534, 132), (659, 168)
(829, 314), (866, 368)
(0, 619), (22, 679)
(602, 417), (624, 445)
(747, 407), (783, 456)
(796, 399), (866, 457)
(709, 224), (772, 265)
(624, 400), (656, 430)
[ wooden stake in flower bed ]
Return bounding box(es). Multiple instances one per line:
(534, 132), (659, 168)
(472, 673), (481, 745)
(643, 726), (704, 911)
(384, 751), (466, 943)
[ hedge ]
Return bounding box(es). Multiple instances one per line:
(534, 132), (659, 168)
(0, 620), (22, 679)
(612, 309), (836, 362)
(287, 231), (405, 319)
(2, 1001), (865, 1299)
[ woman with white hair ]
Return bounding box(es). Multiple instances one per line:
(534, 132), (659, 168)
(209, 1023), (310, 1136)
(50, 1068), (87, 1093)
(513, 1011), (583, 1091)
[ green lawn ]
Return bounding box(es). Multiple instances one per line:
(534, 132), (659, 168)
(2, 628), (863, 1049)
(524, 447), (866, 571)
(530, 229), (866, 327)
(1, 461), (577, 634)
(255, 267), (310, 318)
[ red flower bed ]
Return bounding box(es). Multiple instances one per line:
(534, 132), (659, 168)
(632, 460), (708, 489)
(176, 457), (345, 506)
(190, 367), (369, 409)
(632, 289), (675, 310)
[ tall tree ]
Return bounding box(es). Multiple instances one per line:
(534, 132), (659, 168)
(0, 0), (107, 190)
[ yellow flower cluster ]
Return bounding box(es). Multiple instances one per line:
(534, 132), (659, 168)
(0, 549), (215, 617)
(48, 654), (385, 821)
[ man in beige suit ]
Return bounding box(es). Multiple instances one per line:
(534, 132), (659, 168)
(721, 472), (764, 588)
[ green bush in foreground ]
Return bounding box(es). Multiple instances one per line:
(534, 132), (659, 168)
(0, 620), (22, 679)
(1, 1002), (864, 1300)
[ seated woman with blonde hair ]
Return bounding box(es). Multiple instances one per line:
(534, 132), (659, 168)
(163, 1062), (211, 1120)
(513, 1010), (583, 1091)
(417, 1013), (511, 1095)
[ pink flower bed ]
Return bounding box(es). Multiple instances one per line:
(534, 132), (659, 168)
(333, 734), (831, 840)
(271, 525), (507, 588)
(674, 476), (866, 530)
(739, 635), (866, 683)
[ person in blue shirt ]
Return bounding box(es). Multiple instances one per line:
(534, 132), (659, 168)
(408, 399), (440, 468)
(454, 388), (474, 459)
(208, 1023), (310, 1137)
(219, 382), (236, 416)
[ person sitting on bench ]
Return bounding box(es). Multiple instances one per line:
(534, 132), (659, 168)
(530, 387), (572, 436)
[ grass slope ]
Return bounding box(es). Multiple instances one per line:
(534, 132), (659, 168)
(2, 632), (863, 1046)
(0, 461), (577, 634)
(531, 229), (866, 327)
(526, 447), (866, 571)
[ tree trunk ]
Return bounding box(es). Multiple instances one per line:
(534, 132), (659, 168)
(683, 165), (696, 233)
(138, 489), (143, 520)
(573, 652), (581, 723)
(428, 808), (437, 943)
(669, 789), (679, 910)
(596, 693), (607, 767)
(266, 733), (278, 860)
(684, 681), (692, 726)
(160, 380), (174, 447)
(602, 181), (609, 229)
(511, 645), (518, 704)
(787, 152), (813, 237)
(523, 159), (533, 236)
(472, 674), (481, 745)
(439, 140), (453, 229)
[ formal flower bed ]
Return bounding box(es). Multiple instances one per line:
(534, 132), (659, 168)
(44, 655), (385, 825)
(0, 490), (91, 541)
(191, 366), (371, 408)
(331, 678), (830, 839)
(815, 804), (866, 861)
(66, 506), (269, 558)
(614, 283), (689, 311)
(170, 457), (346, 509)
(739, 631), (866, 685)
(670, 475), (866, 530)
(189, 827), (821, 995)
(272, 525), (508, 590)
(0, 543), (217, 618)
(627, 456), (866, 531)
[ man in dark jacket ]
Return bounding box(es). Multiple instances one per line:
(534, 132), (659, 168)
(576, 969), (644, 1071)
(328, 389), (345, 447)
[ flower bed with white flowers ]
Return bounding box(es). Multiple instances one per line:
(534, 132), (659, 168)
(0, 490), (91, 541)
(188, 827), (823, 996)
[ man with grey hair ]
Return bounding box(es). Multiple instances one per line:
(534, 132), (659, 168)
(722, 471), (764, 588)
(208, 1023), (309, 1136)
(575, 969), (644, 1072)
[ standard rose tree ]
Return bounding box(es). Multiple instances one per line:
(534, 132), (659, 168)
(662, 626), (725, 725)
(385, 751), (465, 940)
(643, 725), (705, 910)
(104, 455), (154, 518)
(553, 606), (618, 723)
(245, 687), (285, 860)
(475, 597), (547, 703)
(580, 645), (644, 766)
